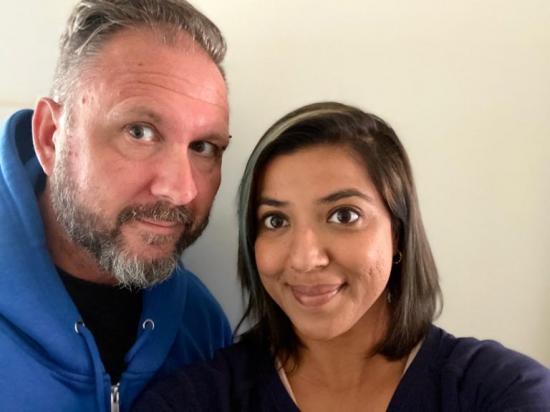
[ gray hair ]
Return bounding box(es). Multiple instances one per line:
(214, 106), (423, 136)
(51, 0), (226, 104)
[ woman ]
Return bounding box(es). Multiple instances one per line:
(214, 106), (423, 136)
(133, 102), (550, 411)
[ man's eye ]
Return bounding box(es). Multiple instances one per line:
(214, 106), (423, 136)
(328, 208), (360, 224)
(190, 141), (220, 158)
(127, 124), (156, 142)
(262, 214), (288, 230)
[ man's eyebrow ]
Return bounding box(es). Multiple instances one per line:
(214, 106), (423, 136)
(202, 132), (231, 145)
(257, 197), (288, 208)
(318, 189), (373, 204)
(113, 107), (164, 124)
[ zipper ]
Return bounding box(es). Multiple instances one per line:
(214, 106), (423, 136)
(111, 383), (120, 412)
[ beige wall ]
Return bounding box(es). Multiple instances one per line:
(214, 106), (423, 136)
(2, 1), (548, 365)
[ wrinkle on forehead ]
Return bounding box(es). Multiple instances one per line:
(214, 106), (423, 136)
(77, 28), (227, 109)
(116, 71), (227, 109)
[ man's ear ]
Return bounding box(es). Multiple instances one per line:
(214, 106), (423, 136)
(32, 97), (63, 176)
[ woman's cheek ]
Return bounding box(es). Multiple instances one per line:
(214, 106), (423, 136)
(254, 238), (278, 279)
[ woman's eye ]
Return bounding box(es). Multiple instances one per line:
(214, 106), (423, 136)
(190, 141), (220, 158)
(262, 214), (288, 230)
(128, 124), (156, 142)
(328, 208), (360, 224)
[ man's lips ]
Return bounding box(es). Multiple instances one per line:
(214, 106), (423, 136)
(290, 283), (345, 307)
(134, 218), (183, 235)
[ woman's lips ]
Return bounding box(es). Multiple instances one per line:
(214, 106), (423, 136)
(290, 284), (344, 307)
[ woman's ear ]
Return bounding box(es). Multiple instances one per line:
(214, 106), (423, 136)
(32, 97), (63, 176)
(391, 221), (401, 256)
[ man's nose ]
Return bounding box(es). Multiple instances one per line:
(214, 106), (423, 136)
(149, 148), (198, 206)
(288, 226), (330, 274)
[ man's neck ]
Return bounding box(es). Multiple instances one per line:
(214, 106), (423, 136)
(39, 186), (118, 285)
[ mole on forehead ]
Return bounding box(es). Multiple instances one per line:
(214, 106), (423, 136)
(111, 78), (227, 108)
(79, 53), (226, 104)
(99, 27), (210, 60)
(94, 48), (215, 77)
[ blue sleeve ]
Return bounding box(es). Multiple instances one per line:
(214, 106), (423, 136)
(184, 271), (233, 348)
(156, 269), (233, 374)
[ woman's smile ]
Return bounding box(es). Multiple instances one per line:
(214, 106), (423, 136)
(255, 145), (394, 342)
(289, 283), (346, 307)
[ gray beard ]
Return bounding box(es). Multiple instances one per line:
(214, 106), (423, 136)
(49, 147), (208, 289)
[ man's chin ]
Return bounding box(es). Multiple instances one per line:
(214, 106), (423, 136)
(129, 245), (179, 261)
(108, 250), (179, 289)
(122, 232), (181, 258)
(100, 235), (183, 288)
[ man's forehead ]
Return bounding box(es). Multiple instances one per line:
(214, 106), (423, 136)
(77, 27), (228, 109)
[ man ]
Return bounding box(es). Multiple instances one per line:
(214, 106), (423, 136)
(0, 1), (232, 411)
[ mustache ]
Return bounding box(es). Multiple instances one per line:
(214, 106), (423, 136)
(117, 202), (194, 227)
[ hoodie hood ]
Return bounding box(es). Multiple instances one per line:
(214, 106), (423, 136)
(0, 109), (89, 374)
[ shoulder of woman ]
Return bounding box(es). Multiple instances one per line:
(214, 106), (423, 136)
(426, 325), (550, 409)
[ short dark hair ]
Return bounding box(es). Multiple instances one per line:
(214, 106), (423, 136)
(237, 101), (442, 363)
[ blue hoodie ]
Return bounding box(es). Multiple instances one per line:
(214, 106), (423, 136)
(0, 110), (233, 412)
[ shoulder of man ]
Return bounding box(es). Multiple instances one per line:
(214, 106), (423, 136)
(175, 266), (232, 344)
(148, 265), (233, 369)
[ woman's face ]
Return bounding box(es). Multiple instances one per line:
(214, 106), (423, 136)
(254, 145), (395, 342)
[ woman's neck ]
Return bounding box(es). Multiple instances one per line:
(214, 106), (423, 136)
(285, 295), (407, 411)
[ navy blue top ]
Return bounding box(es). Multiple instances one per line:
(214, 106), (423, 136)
(133, 325), (550, 411)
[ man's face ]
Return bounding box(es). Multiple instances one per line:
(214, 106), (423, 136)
(49, 28), (229, 288)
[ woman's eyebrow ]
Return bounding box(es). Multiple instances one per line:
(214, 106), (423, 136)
(318, 189), (373, 204)
(257, 197), (288, 208)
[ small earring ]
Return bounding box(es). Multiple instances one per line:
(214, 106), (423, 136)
(393, 251), (402, 265)
(386, 291), (392, 304)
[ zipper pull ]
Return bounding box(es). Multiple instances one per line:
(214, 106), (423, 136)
(111, 383), (120, 412)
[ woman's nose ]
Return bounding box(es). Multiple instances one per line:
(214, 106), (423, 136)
(287, 227), (329, 273)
